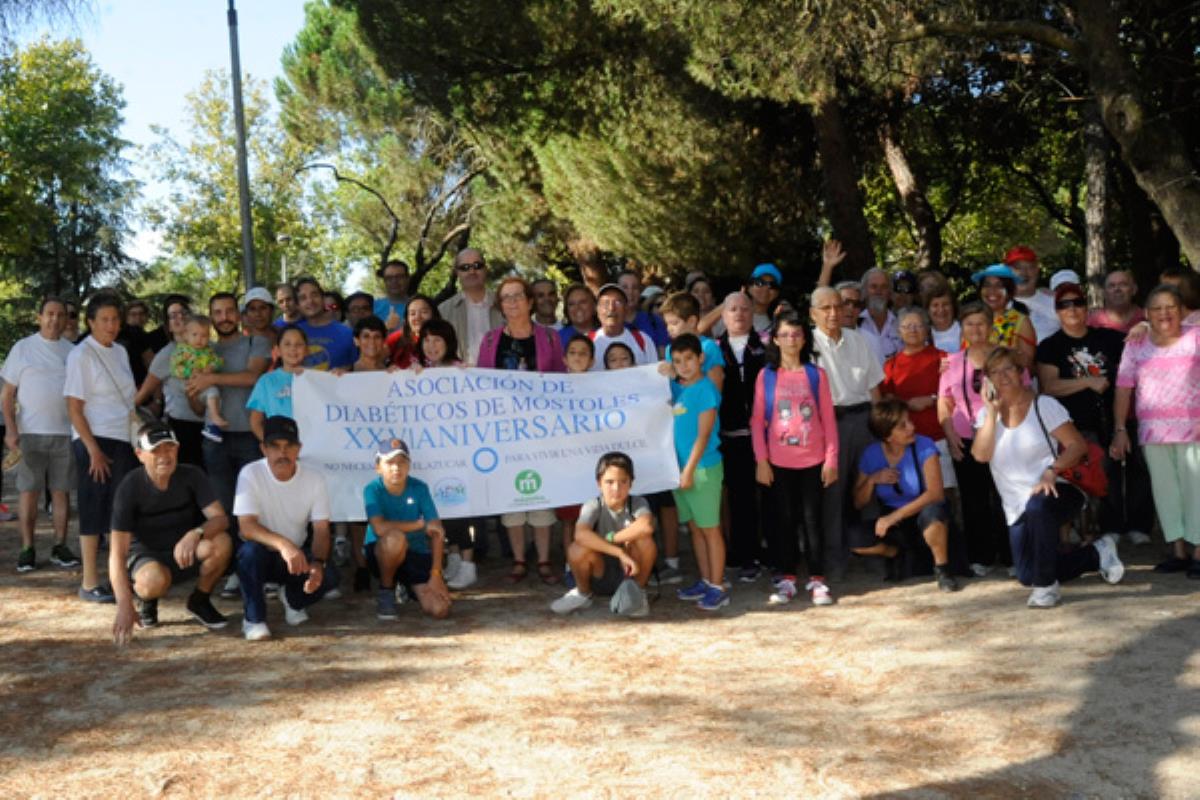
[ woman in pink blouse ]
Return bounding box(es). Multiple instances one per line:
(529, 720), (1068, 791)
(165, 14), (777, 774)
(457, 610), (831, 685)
(1112, 284), (1200, 576)
(751, 311), (838, 606)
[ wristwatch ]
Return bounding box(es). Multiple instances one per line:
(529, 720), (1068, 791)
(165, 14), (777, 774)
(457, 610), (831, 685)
(605, 532), (616, 543)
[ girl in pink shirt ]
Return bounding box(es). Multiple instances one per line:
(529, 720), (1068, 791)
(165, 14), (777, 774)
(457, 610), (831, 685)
(750, 312), (838, 606)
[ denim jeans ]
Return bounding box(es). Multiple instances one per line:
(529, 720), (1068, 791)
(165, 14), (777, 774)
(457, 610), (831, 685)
(236, 540), (340, 624)
(1009, 488), (1099, 588)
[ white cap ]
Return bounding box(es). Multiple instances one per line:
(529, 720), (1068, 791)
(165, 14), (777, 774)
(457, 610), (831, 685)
(240, 286), (276, 311)
(1049, 269), (1082, 291)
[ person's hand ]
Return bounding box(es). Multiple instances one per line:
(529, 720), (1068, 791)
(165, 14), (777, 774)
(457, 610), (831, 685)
(822, 239), (847, 272)
(331, 367), (349, 377)
(1124, 321), (1150, 344)
(113, 600), (138, 646)
(821, 463), (837, 488)
(907, 395), (935, 412)
(755, 460), (773, 487)
(981, 377), (1000, 413)
(945, 429), (965, 461)
(424, 572), (451, 606)
(1088, 376), (1110, 394)
(872, 467), (900, 486)
(410, 364), (422, 374)
(618, 550), (638, 578)
(385, 308), (402, 332)
(86, 442), (112, 483)
(173, 528), (201, 569)
(4, 429), (18, 452)
(303, 561), (324, 593)
(875, 514), (895, 538)
(185, 372), (216, 397)
(657, 362), (675, 378)
(1032, 467), (1059, 497)
(282, 544), (308, 576)
(1109, 429), (1131, 461)
(678, 467), (695, 491)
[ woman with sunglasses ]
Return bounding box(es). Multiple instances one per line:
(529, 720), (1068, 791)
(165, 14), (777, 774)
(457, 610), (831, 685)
(972, 264), (1036, 369)
(971, 347), (1124, 608)
(938, 302), (1009, 576)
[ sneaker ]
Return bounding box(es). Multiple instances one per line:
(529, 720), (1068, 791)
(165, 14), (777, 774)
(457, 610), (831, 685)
(550, 587), (593, 615)
(768, 576), (797, 605)
(279, 590), (309, 626)
(264, 582), (279, 598)
(697, 585), (730, 611)
(1027, 582), (1061, 608)
(444, 552), (463, 582)
(658, 565), (683, 585)
(50, 544), (80, 568)
(935, 566), (960, 593)
(135, 597), (159, 629)
(353, 566), (371, 593)
(1126, 530), (1151, 546)
(969, 562), (991, 578)
(395, 584), (409, 604)
(200, 423), (224, 443)
(219, 573), (241, 599)
(446, 560), (477, 590)
(625, 585), (650, 618)
(1007, 566), (1018, 579)
(806, 577), (834, 606)
(676, 579), (709, 601)
(376, 587), (399, 620)
(1154, 556), (1192, 573)
(333, 536), (350, 567)
(16, 546), (36, 573)
(1094, 535), (1125, 585)
(186, 592), (228, 629)
(325, 586), (343, 600)
(738, 563), (762, 583)
(78, 584), (115, 603)
(242, 620), (271, 641)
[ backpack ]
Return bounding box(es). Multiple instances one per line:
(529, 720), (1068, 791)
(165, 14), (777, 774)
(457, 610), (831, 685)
(762, 363), (821, 429)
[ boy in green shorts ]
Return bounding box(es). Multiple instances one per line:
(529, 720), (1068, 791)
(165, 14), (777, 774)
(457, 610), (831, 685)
(669, 334), (727, 610)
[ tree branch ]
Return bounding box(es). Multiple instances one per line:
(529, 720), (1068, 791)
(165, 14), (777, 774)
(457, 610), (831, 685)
(295, 162), (402, 270)
(897, 20), (1082, 59)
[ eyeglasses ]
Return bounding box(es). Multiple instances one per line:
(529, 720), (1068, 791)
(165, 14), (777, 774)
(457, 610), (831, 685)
(498, 293), (526, 304)
(898, 323), (926, 332)
(1055, 298), (1087, 310)
(1147, 304), (1180, 313)
(813, 304), (842, 312)
(456, 261), (485, 272)
(751, 279), (779, 289)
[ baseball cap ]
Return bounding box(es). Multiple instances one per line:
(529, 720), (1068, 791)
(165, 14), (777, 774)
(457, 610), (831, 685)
(375, 438), (411, 464)
(1049, 269), (1082, 292)
(136, 423), (180, 451)
(1004, 245), (1038, 265)
(971, 264), (1021, 285)
(640, 285), (665, 302)
(241, 286), (276, 311)
(750, 263), (783, 284)
(262, 415), (300, 445)
(597, 283), (627, 302)
(892, 270), (917, 294)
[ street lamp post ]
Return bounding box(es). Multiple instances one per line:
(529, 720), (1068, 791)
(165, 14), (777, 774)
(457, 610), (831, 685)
(227, 0), (257, 289)
(277, 234), (292, 283)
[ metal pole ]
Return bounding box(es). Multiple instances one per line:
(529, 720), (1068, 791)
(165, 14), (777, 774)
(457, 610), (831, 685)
(227, 0), (257, 289)
(277, 234), (291, 283)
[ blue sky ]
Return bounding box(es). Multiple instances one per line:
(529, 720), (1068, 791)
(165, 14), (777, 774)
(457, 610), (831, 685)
(21, 0), (309, 261)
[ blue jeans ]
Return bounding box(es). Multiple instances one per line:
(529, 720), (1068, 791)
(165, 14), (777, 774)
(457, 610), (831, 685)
(236, 540), (340, 624)
(1009, 488), (1099, 588)
(203, 432), (261, 538)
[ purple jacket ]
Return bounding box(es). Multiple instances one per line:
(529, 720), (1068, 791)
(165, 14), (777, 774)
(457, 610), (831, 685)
(476, 324), (566, 373)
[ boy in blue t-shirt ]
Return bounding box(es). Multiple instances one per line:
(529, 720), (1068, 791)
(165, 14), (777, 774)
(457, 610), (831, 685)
(363, 438), (451, 620)
(669, 334), (728, 611)
(660, 292), (725, 392)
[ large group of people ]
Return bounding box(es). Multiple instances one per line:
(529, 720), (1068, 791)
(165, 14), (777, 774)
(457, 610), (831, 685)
(3, 243), (1199, 643)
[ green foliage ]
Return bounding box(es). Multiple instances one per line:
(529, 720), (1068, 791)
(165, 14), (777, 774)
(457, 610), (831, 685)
(0, 37), (137, 299)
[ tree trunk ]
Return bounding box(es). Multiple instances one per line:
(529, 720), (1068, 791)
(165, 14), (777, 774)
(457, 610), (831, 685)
(1083, 101), (1108, 305)
(1076, 0), (1200, 268)
(812, 90), (875, 278)
(879, 114), (941, 271)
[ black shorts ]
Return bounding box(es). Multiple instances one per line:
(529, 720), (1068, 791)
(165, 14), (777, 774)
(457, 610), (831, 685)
(365, 541), (433, 589)
(646, 490), (676, 512)
(74, 437), (137, 536)
(590, 554), (627, 596)
(127, 548), (200, 584)
(850, 502), (949, 550)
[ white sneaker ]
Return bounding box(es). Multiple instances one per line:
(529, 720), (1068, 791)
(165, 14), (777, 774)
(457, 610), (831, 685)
(333, 536), (350, 567)
(1126, 530), (1152, 546)
(626, 586), (650, 618)
(324, 586), (342, 600)
(768, 577), (797, 605)
(1094, 534), (1125, 584)
(279, 591), (309, 625)
(1027, 582), (1061, 608)
(550, 587), (593, 615)
(446, 560), (477, 590)
(806, 578), (834, 606)
(1007, 566), (1018, 579)
(242, 620), (271, 641)
(219, 573), (240, 599)
(444, 552), (463, 582)
(969, 562), (991, 578)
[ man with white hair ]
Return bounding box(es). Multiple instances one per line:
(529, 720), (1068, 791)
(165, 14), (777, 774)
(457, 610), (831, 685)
(858, 267), (901, 365)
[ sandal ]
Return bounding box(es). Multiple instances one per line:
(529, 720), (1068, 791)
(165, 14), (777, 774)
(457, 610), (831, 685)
(508, 560), (528, 583)
(537, 561), (560, 585)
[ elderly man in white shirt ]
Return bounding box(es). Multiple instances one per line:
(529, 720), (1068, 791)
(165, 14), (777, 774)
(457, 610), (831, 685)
(810, 286), (884, 578)
(857, 268), (902, 365)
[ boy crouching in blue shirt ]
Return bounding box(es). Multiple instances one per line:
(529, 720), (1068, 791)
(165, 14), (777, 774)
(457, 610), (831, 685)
(364, 439), (451, 620)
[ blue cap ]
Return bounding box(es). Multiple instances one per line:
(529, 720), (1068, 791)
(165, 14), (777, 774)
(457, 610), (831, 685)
(971, 263), (1021, 285)
(750, 263), (783, 284)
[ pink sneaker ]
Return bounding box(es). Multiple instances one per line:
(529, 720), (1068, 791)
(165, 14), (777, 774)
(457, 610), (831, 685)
(806, 577), (834, 606)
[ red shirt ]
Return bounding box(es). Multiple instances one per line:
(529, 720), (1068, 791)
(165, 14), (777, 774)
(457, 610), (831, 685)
(881, 345), (944, 440)
(1087, 306), (1145, 334)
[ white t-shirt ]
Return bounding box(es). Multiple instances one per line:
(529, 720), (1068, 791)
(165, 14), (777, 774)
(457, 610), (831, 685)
(63, 337), (136, 442)
(931, 321), (962, 354)
(811, 327), (884, 406)
(978, 395), (1070, 525)
(588, 327), (658, 371)
(858, 309), (902, 365)
(464, 294), (494, 368)
(1020, 290), (1060, 343)
(0, 333), (75, 435)
(233, 459), (331, 547)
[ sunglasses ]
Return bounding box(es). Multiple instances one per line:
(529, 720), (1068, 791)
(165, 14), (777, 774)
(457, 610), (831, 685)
(1055, 298), (1087, 310)
(751, 278), (779, 289)
(971, 368), (983, 394)
(456, 262), (486, 272)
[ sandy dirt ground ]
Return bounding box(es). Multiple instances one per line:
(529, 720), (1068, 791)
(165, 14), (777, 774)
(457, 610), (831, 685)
(1, 501), (1198, 799)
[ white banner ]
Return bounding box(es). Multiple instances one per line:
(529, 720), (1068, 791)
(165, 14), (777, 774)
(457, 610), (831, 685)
(291, 365), (680, 521)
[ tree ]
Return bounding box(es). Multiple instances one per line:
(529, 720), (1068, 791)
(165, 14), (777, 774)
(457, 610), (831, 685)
(0, 37), (137, 299)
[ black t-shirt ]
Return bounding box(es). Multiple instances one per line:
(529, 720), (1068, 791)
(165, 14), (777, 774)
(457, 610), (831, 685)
(1035, 326), (1125, 437)
(496, 332), (536, 372)
(111, 463), (218, 552)
(144, 327), (171, 358)
(118, 325), (151, 386)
